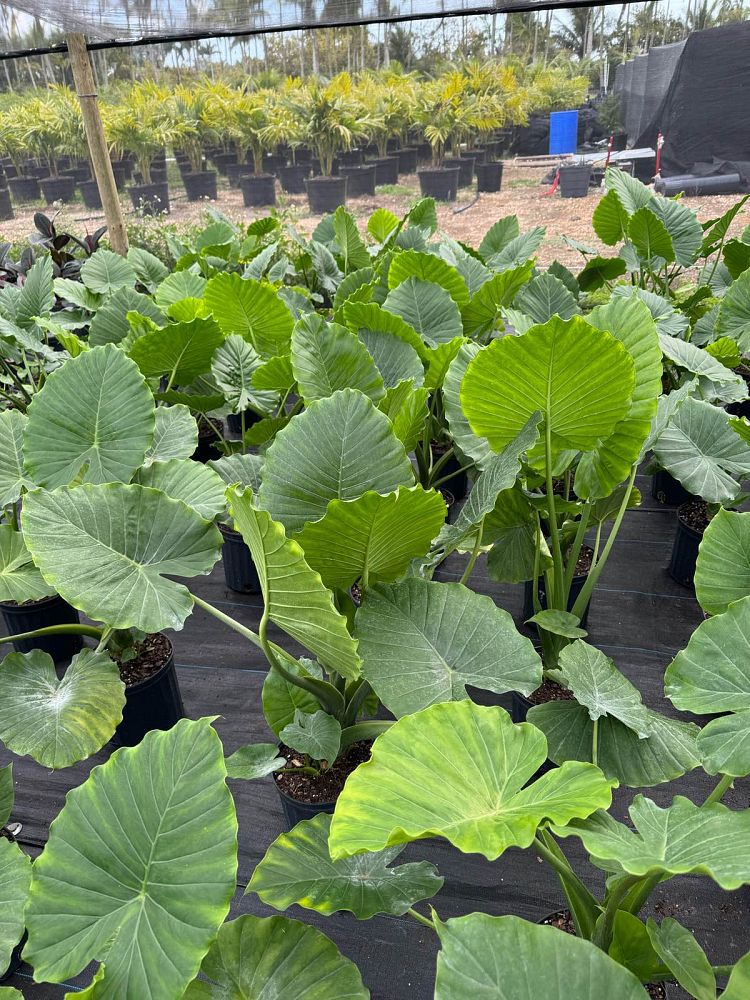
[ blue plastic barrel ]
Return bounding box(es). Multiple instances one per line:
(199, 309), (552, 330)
(549, 110), (579, 155)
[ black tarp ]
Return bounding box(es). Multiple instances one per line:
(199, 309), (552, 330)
(636, 20), (750, 176)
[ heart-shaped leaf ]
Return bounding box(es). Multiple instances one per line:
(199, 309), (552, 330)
(627, 207), (675, 263)
(0, 524), (54, 603)
(229, 487), (361, 679)
(262, 657), (322, 736)
(514, 273), (580, 325)
(225, 743), (285, 780)
(88, 288), (165, 347)
(461, 316), (635, 461)
(554, 794), (750, 889)
(133, 459), (227, 519)
(646, 918), (715, 1000)
(258, 389), (414, 532)
(0, 837), (30, 979)
(81, 248), (136, 294)
(24, 719), (237, 999)
(355, 579), (542, 717)
(387, 249), (469, 308)
(434, 913), (648, 1000)
(378, 380), (430, 451)
(209, 453), (264, 492)
(385, 277), (464, 345)
(23, 345), (155, 489)
(280, 709), (341, 762)
(592, 189), (629, 245)
(717, 268), (750, 351)
(154, 269), (206, 309)
(248, 812), (442, 919)
(143, 404), (198, 466)
(329, 701), (615, 861)
(21, 483), (222, 633)
(696, 711), (750, 777)
(529, 701), (700, 787)
(441, 343), (494, 468)
(182, 915), (368, 999)
(0, 764), (12, 827)
(694, 509), (750, 615)
(0, 648), (124, 768)
(291, 314), (385, 404)
(210, 334), (270, 413)
(557, 641), (652, 736)
(129, 316), (224, 385)
(295, 486), (446, 590)
(478, 215), (520, 258)
(204, 273), (293, 358)
(0, 410), (32, 506)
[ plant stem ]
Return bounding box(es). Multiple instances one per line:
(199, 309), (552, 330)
(593, 875), (642, 950)
(407, 907), (435, 930)
(459, 518), (484, 586)
(94, 626), (113, 654)
(544, 421), (566, 610)
(0, 623), (104, 645)
(703, 773), (733, 806)
(562, 503), (591, 601)
(431, 462), (476, 490)
(591, 718), (599, 767)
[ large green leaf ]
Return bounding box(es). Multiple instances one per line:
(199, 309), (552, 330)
(575, 296), (662, 498)
(153, 270), (207, 309)
(378, 380), (430, 451)
(646, 918), (715, 1000)
(514, 273), (580, 325)
(486, 488), (547, 584)
(182, 915), (369, 999)
(384, 277), (464, 345)
(127, 246), (169, 290)
(387, 249), (469, 308)
(343, 300), (427, 360)
(357, 326), (424, 389)
(133, 459), (226, 519)
(649, 197), (703, 267)
(717, 268), (750, 351)
(291, 314), (385, 403)
(0, 764), (12, 827)
(329, 700), (615, 861)
(262, 656), (322, 736)
(694, 508), (750, 615)
(628, 207), (675, 263)
(724, 949), (750, 1000)
(0, 648), (124, 768)
(247, 812), (442, 919)
(129, 316), (224, 385)
(81, 249), (136, 294)
(557, 640), (651, 736)
(210, 335), (269, 413)
(652, 396), (750, 502)
(16, 256), (54, 328)
(143, 404), (198, 465)
(209, 453), (264, 492)
(228, 487), (361, 679)
(431, 415), (541, 556)
(204, 273), (293, 358)
(0, 523), (54, 603)
(660, 334), (743, 401)
(0, 837), (30, 979)
(605, 166), (653, 215)
(442, 344), (494, 468)
(225, 743), (285, 779)
(333, 206), (370, 272)
(554, 795), (750, 889)
(24, 719), (237, 999)
(88, 288), (165, 347)
(0, 410), (32, 506)
(529, 701), (701, 787)
(485, 227), (545, 271)
(434, 913), (648, 1000)
(697, 710), (750, 777)
(295, 486), (445, 590)
(665, 595), (750, 714)
(22, 483), (222, 633)
(258, 389), (414, 532)
(478, 215), (520, 258)
(23, 345), (155, 489)
(354, 579), (542, 717)
(461, 316), (635, 460)
(368, 208), (399, 243)
(592, 189), (629, 245)
(460, 261), (534, 338)
(280, 709), (341, 762)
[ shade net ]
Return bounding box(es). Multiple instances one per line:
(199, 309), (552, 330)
(0, 0), (630, 50)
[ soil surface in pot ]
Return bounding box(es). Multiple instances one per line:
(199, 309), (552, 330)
(679, 499), (711, 534)
(276, 739), (372, 803)
(111, 632), (171, 687)
(541, 910), (668, 999)
(529, 679), (575, 706)
(572, 545), (593, 575)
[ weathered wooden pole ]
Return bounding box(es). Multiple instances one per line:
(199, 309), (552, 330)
(66, 33), (128, 256)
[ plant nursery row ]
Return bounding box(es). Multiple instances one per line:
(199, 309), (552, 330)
(0, 62), (589, 219)
(0, 166), (749, 999)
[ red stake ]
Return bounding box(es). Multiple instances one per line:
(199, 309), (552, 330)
(655, 131), (664, 178)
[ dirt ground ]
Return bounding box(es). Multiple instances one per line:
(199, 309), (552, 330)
(2, 163), (749, 271)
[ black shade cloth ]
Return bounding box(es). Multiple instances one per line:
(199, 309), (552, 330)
(635, 20), (750, 176)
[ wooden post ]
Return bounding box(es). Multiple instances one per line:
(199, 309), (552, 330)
(66, 33), (128, 256)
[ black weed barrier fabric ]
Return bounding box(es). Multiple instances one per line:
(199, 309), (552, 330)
(2, 471), (748, 999)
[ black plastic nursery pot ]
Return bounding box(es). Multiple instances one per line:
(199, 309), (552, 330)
(418, 166), (459, 202)
(111, 637), (185, 748)
(369, 156), (399, 186)
(241, 173), (276, 207)
(0, 187), (13, 221)
(339, 164), (375, 197)
(278, 163), (310, 194)
(226, 162), (251, 188)
(213, 151), (238, 175)
(668, 502), (708, 589)
(396, 147), (418, 174)
(443, 156), (475, 187)
(128, 181), (170, 216)
(475, 160), (504, 193)
(416, 141), (433, 162)
(183, 170), (217, 201)
(219, 523), (261, 595)
(192, 418), (224, 463)
(338, 148), (363, 167)
(8, 175), (41, 202)
(226, 409), (261, 435)
(78, 179), (102, 210)
(306, 175), (347, 213)
(522, 570), (591, 632)
(462, 147), (485, 164)
(61, 165), (90, 184)
(651, 469), (694, 506)
(276, 784), (336, 829)
(431, 444), (468, 501)
(40, 175), (76, 203)
(111, 162), (130, 190)
(0, 594), (83, 661)
(559, 164), (592, 199)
